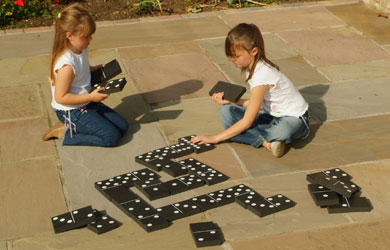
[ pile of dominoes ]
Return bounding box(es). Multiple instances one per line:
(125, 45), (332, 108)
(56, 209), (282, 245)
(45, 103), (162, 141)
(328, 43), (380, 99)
(51, 206), (121, 234)
(306, 168), (373, 213)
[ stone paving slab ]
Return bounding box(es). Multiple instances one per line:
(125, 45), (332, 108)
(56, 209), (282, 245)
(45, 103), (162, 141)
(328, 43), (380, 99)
(57, 123), (168, 221)
(0, 85), (44, 122)
(10, 214), (223, 250)
(340, 160), (390, 222)
(221, 6), (345, 31)
(91, 16), (230, 51)
(126, 53), (228, 104)
(152, 98), (224, 143)
(229, 114), (390, 177)
(0, 55), (50, 87)
(202, 172), (349, 241)
(318, 60), (390, 81)
(278, 27), (390, 67)
(0, 158), (67, 241)
(229, 218), (390, 250)
(0, 118), (56, 161)
(275, 56), (330, 87)
(119, 42), (203, 60)
(0, 31), (53, 59)
(40, 82), (58, 125)
(327, 3), (390, 45)
(300, 78), (390, 123)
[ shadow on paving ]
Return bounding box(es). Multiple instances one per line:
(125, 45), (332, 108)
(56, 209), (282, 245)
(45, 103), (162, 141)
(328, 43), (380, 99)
(287, 84), (330, 153)
(113, 79), (203, 145)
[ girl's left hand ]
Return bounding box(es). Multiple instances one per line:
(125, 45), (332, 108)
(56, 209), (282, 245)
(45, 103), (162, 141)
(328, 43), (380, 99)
(191, 135), (219, 145)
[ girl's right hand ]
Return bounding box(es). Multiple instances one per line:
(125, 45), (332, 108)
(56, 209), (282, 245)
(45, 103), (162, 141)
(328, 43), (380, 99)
(89, 87), (109, 102)
(212, 92), (231, 105)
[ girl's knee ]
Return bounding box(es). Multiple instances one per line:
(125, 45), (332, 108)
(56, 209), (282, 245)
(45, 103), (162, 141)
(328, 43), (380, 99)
(219, 104), (236, 121)
(102, 130), (122, 147)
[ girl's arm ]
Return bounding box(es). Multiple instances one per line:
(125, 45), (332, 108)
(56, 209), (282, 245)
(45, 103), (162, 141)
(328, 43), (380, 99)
(192, 85), (269, 144)
(212, 92), (249, 107)
(54, 65), (108, 105)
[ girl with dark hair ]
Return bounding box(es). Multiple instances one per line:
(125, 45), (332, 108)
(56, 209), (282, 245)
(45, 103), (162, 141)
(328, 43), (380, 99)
(191, 23), (309, 157)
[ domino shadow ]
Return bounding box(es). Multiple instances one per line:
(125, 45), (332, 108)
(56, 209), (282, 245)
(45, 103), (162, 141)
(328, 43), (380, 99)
(287, 84), (330, 151)
(114, 79), (203, 145)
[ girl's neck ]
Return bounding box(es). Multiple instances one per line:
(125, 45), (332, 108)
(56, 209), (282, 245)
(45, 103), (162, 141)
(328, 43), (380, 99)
(68, 45), (82, 55)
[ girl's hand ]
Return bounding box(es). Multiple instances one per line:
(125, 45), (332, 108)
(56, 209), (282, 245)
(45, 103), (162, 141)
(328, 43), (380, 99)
(212, 92), (231, 105)
(89, 87), (109, 102)
(190, 135), (219, 145)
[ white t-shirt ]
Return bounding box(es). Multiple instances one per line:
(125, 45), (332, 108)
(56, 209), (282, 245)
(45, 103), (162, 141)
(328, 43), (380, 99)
(247, 60), (308, 118)
(51, 49), (91, 111)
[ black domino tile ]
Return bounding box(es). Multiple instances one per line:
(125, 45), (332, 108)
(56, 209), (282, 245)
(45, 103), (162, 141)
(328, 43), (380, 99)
(197, 169), (229, 185)
(177, 174), (205, 190)
(139, 182), (171, 201)
(120, 198), (157, 220)
(157, 204), (186, 221)
(169, 143), (194, 158)
(99, 78), (127, 94)
(87, 210), (122, 234)
(192, 142), (215, 154)
(208, 80), (246, 103)
(178, 135), (195, 144)
(90, 59), (121, 85)
(182, 158), (214, 176)
(136, 214), (171, 232)
(225, 184), (253, 197)
(162, 160), (188, 177)
(191, 195), (220, 212)
(172, 199), (201, 218)
(132, 168), (161, 182)
(234, 191), (265, 209)
(51, 205), (96, 234)
(327, 196), (373, 213)
(164, 178), (191, 195)
(107, 185), (139, 205)
(308, 184), (340, 207)
(207, 189), (235, 206)
(190, 221), (224, 248)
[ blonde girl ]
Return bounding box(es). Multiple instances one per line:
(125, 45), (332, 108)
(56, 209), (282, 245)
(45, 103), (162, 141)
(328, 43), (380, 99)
(44, 4), (128, 146)
(191, 23), (309, 157)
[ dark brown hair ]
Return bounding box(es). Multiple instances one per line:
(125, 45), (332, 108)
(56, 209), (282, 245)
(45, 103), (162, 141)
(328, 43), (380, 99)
(225, 23), (279, 82)
(49, 3), (96, 85)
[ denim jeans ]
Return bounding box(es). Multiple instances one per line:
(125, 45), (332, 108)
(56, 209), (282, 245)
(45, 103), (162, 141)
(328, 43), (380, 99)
(56, 102), (128, 147)
(220, 104), (310, 148)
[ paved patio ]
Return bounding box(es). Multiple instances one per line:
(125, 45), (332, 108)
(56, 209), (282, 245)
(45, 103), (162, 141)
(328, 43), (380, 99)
(1, 0), (390, 249)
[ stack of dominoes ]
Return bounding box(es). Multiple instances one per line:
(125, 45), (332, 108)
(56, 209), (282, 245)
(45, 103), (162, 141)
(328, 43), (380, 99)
(306, 168), (373, 213)
(51, 206), (121, 234)
(90, 59), (127, 94)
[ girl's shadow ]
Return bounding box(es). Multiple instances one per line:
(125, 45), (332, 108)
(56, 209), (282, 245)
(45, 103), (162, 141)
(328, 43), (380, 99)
(288, 84), (330, 151)
(113, 79), (203, 145)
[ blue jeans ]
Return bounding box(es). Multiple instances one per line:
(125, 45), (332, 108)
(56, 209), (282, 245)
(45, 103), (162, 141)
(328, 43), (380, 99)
(56, 102), (128, 147)
(220, 104), (310, 148)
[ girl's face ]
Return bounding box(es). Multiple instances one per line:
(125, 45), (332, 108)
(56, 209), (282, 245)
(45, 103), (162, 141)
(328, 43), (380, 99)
(66, 32), (93, 54)
(229, 46), (258, 69)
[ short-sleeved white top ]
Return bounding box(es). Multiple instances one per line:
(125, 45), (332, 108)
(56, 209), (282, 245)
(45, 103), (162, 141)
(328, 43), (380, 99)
(51, 49), (91, 111)
(247, 60), (308, 118)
